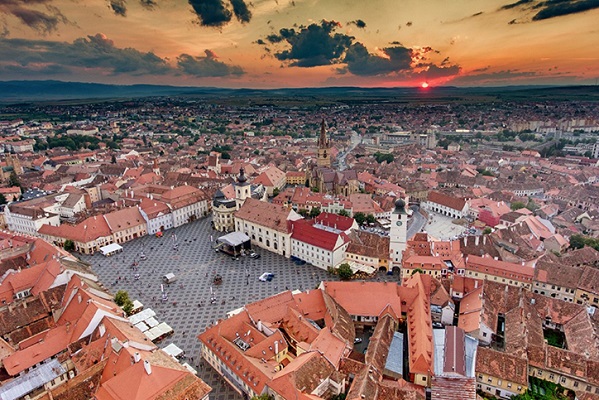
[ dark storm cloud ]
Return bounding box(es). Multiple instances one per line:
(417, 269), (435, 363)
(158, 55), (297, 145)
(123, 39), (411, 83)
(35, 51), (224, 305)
(188, 0), (252, 27)
(109, 0), (127, 16)
(532, 0), (599, 20)
(500, 0), (534, 10)
(176, 50), (244, 76)
(230, 0), (251, 23)
(0, 0), (68, 34)
(259, 20), (460, 79)
(349, 19), (366, 28)
(0, 34), (171, 75)
(344, 43), (412, 76)
(265, 20), (353, 67)
(499, 0), (599, 21)
(140, 0), (157, 9)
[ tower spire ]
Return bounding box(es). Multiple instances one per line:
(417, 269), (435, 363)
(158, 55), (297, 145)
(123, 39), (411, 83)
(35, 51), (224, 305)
(319, 118), (328, 148)
(316, 119), (331, 168)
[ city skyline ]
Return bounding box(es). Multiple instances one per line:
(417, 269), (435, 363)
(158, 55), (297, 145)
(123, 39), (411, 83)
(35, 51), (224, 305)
(0, 0), (598, 88)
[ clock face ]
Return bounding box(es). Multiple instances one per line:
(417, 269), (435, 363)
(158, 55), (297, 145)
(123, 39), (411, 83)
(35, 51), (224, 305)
(396, 221), (403, 226)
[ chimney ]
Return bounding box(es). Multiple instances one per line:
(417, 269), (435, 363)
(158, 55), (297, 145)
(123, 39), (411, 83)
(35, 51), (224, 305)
(257, 320), (262, 332)
(475, 236), (479, 246)
(474, 280), (479, 289)
(143, 360), (152, 375)
(274, 341), (279, 355)
(134, 352), (141, 363)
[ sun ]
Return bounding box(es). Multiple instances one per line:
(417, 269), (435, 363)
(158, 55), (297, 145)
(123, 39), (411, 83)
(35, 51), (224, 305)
(421, 82), (429, 88)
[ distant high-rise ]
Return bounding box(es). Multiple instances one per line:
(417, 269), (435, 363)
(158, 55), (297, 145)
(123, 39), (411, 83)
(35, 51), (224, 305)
(317, 119), (331, 168)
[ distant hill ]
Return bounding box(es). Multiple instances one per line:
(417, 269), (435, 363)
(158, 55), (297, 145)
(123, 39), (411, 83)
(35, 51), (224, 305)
(0, 80), (598, 103)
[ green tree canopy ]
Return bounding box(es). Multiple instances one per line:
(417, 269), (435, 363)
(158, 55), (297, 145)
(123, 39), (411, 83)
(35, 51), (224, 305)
(338, 263), (353, 281)
(309, 207), (321, 218)
(114, 290), (134, 315)
(510, 201), (526, 211)
(354, 212), (366, 225)
(0, 193), (6, 205)
(337, 209), (350, 217)
(64, 239), (75, 251)
(8, 171), (21, 189)
(365, 214), (376, 224)
(569, 234), (599, 251)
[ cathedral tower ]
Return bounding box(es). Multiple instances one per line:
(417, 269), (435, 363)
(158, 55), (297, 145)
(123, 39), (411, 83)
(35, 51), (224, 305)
(317, 119), (331, 168)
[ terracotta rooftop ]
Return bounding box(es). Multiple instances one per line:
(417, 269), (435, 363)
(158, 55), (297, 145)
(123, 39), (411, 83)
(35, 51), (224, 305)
(235, 197), (301, 233)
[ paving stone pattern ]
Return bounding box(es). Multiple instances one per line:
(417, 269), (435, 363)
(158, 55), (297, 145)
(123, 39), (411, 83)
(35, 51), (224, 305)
(81, 217), (368, 400)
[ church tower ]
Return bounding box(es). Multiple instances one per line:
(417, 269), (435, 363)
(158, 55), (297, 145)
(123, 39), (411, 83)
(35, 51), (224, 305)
(317, 119), (331, 168)
(389, 198), (408, 272)
(234, 167), (251, 209)
(152, 159), (160, 176)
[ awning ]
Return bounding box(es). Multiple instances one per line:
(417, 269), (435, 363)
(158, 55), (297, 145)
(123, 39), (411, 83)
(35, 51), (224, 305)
(162, 343), (184, 358)
(217, 231), (250, 247)
(100, 243), (123, 256)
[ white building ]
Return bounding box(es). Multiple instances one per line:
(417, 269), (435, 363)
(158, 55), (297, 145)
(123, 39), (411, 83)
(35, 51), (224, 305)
(234, 198), (302, 257)
(161, 186), (209, 228)
(4, 202), (60, 236)
(422, 191), (469, 219)
(290, 219), (350, 270)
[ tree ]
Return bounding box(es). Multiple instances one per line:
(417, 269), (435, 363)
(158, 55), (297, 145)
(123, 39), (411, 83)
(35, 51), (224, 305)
(510, 201), (526, 211)
(354, 212), (366, 225)
(411, 268), (424, 276)
(298, 209), (309, 218)
(114, 290), (134, 315)
(272, 188), (280, 197)
(64, 240), (75, 251)
(569, 234), (599, 251)
(337, 263), (353, 280)
(251, 395), (273, 400)
(0, 193), (6, 205)
(365, 214), (376, 225)
(309, 207), (321, 218)
(337, 209), (350, 217)
(8, 171), (21, 189)
(483, 227), (492, 235)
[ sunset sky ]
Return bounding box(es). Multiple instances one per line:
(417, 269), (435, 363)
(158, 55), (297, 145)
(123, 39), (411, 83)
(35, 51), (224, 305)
(0, 0), (598, 88)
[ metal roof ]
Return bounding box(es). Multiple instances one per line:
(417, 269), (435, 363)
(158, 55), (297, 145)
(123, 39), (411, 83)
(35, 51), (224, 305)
(384, 332), (404, 375)
(0, 359), (66, 400)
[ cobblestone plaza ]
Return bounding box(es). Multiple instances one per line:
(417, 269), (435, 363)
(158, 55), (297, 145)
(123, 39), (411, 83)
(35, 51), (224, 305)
(81, 217), (343, 400)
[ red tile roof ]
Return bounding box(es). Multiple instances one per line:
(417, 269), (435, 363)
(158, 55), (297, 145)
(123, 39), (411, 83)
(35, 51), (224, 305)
(291, 219), (349, 251)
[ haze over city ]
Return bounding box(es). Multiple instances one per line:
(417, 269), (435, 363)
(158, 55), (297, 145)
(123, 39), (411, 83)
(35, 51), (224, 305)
(1, 0), (598, 88)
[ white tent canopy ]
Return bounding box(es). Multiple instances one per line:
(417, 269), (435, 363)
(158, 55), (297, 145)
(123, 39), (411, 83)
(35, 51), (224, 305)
(100, 243), (123, 257)
(162, 343), (184, 358)
(217, 231), (250, 247)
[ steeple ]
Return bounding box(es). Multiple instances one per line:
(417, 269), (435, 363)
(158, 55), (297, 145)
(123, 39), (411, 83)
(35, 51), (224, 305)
(317, 119), (331, 168)
(237, 167), (248, 184)
(318, 119), (329, 148)
(235, 166), (251, 209)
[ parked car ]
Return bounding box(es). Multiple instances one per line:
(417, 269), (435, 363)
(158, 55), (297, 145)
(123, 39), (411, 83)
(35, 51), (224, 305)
(258, 272), (275, 282)
(249, 251), (260, 259)
(354, 338), (363, 344)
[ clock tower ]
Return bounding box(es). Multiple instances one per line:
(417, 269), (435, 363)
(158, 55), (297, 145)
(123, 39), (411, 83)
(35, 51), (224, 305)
(389, 198), (408, 272)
